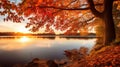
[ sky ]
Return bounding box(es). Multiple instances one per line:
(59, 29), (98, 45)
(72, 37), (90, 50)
(0, 19), (95, 33)
(0, 20), (31, 33)
(0, 17), (47, 33)
(0, 0), (30, 33)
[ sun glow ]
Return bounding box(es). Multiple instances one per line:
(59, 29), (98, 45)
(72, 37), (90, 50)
(19, 36), (30, 43)
(17, 28), (31, 33)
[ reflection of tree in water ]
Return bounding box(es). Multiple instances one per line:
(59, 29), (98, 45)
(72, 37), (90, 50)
(64, 47), (88, 61)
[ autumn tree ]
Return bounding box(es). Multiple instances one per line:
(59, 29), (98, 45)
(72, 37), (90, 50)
(0, 0), (120, 45)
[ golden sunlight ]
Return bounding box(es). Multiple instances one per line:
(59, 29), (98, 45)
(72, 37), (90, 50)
(19, 36), (30, 43)
(88, 27), (96, 33)
(17, 28), (31, 33)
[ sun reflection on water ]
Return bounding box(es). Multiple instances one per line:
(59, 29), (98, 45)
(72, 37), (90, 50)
(19, 36), (30, 43)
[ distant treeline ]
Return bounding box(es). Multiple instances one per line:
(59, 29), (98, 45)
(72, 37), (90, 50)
(0, 32), (96, 36)
(0, 32), (55, 36)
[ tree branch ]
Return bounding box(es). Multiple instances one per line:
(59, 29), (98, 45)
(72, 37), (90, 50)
(38, 5), (90, 10)
(38, 3), (103, 10)
(52, 0), (78, 14)
(87, 0), (103, 18)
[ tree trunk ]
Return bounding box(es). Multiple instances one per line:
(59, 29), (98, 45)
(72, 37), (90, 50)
(102, 0), (116, 45)
(88, 0), (116, 45)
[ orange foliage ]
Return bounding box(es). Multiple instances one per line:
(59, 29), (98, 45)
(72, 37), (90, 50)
(35, 0), (43, 6)
(65, 45), (120, 67)
(87, 45), (120, 67)
(1, 0), (120, 33)
(24, 9), (33, 17)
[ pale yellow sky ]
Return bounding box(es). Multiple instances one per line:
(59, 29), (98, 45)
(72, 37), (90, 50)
(0, 19), (65, 34)
(0, 21), (32, 33)
(0, 18), (95, 34)
(0, 21), (95, 33)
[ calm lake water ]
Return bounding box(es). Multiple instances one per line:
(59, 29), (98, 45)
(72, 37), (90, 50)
(0, 36), (96, 67)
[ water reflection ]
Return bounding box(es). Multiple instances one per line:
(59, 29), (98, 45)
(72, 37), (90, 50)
(0, 36), (96, 67)
(0, 36), (96, 51)
(0, 36), (54, 51)
(19, 36), (30, 43)
(0, 37), (31, 51)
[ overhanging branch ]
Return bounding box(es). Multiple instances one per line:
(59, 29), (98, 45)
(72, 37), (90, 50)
(37, 3), (103, 11)
(87, 0), (103, 18)
(38, 6), (90, 10)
